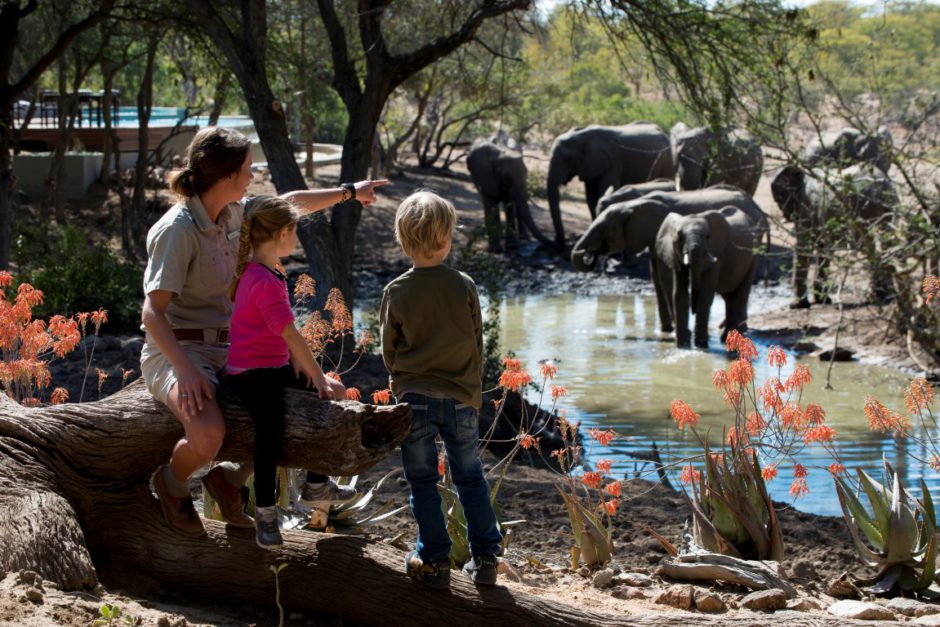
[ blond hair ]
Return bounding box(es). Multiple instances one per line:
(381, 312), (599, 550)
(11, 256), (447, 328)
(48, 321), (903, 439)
(229, 197), (300, 300)
(394, 190), (457, 259)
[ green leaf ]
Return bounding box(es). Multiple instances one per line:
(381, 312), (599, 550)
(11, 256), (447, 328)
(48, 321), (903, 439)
(836, 474), (885, 550)
(915, 532), (937, 591)
(858, 467), (891, 534)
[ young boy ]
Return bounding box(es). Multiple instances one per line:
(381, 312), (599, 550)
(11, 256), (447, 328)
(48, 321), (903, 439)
(380, 190), (502, 588)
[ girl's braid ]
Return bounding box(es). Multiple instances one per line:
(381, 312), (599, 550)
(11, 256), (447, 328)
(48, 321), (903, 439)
(229, 214), (254, 301)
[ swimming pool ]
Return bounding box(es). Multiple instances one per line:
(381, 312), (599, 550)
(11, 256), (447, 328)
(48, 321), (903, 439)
(69, 106), (253, 130)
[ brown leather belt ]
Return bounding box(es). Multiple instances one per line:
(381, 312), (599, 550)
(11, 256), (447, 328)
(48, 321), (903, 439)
(172, 328), (230, 344)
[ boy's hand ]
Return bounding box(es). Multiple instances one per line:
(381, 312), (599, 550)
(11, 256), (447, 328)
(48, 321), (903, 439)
(355, 179), (388, 207)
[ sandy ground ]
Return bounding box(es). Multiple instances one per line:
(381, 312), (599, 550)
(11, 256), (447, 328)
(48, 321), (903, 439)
(7, 158), (934, 625)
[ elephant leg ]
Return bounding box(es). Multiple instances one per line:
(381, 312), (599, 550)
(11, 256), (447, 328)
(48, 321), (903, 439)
(814, 254), (832, 305)
(482, 196), (502, 253)
(651, 257), (675, 333)
(585, 179), (602, 220)
(693, 273), (718, 349)
(674, 267), (691, 348)
(501, 200), (519, 250)
(790, 223), (811, 309)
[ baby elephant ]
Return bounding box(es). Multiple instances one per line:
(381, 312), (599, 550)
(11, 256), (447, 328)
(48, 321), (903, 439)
(653, 206), (760, 348)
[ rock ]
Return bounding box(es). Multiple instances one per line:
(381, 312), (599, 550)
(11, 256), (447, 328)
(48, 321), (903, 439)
(614, 572), (653, 587)
(819, 347), (854, 362)
(497, 559), (523, 583)
(578, 566), (590, 578)
(915, 615), (940, 626)
(693, 589), (726, 613)
(787, 597), (823, 611)
(740, 589), (787, 611)
(592, 569), (614, 589)
(25, 588), (43, 603)
(122, 336), (145, 356)
(612, 587), (647, 600)
(654, 585), (694, 610)
(17, 570), (37, 585)
(827, 573), (863, 598)
(791, 559), (819, 581)
(828, 600), (897, 621)
(889, 597), (940, 617)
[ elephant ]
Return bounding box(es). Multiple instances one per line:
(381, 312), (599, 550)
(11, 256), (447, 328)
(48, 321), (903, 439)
(653, 206), (760, 348)
(571, 186), (769, 334)
(670, 123), (764, 196)
(771, 163), (897, 308)
(546, 123), (675, 248)
(466, 137), (555, 252)
(803, 127), (893, 173)
(596, 178), (676, 214)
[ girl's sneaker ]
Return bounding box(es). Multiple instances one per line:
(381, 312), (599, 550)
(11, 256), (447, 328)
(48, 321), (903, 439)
(254, 506), (283, 549)
(405, 550), (450, 589)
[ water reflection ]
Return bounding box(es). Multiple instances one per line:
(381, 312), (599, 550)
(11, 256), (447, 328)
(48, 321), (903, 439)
(498, 293), (929, 517)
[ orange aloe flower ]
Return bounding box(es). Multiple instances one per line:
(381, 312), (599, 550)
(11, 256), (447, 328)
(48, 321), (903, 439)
(0, 271), (13, 288)
(924, 275), (940, 302)
(805, 403), (826, 425)
(793, 463), (808, 479)
(50, 387), (69, 405)
(345, 387), (362, 401)
(293, 274), (317, 302)
(90, 308), (108, 333)
(780, 403), (807, 430)
(588, 427), (616, 446)
(789, 478), (809, 498)
(121, 368), (135, 387)
(604, 480), (622, 498)
(767, 345), (787, 368)
(356, 330), (376, 352)
(725, 330), (758, 361)
(670, 400), (699, 430)
(680, 464), (700, 485)
(745, 411), (766, 436)
(550, 385), (568, 401)
(804, 424), (836, 444)
(582, 471), (602, 489)
(539, 362), (557, 380)
(596, 459), (613, 474)
(603, 499), (619, 515)
(828, 463), (845, 476)
(864, 396), (910, 436)
(325, 288), (352, 334)
(371, 389), (391, 405)
(712, 368), (731, 391)
(905, 378), (934, 414)
(784, 363), (812, 392)
(761, 465), (778, 481)
(518, 433), (539, 449)
(728, 358), (754, 386)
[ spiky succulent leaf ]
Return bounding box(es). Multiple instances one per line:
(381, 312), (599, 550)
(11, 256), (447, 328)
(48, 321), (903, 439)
(836, 474), (885, 551)
(858, 467), (892, 533)
(885, 471), (918, 566)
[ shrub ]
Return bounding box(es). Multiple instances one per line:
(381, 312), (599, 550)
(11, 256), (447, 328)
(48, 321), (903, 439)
(14, 224), (142, 334)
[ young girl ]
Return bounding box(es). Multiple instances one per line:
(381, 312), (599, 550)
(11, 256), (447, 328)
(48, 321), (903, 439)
(225, 196), (353, 548)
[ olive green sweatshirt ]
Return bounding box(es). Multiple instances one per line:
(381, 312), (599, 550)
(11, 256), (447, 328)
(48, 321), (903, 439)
(380, 264), (483, 409)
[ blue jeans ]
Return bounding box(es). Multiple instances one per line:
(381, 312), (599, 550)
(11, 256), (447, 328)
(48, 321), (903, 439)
(400, 393), (502, 562)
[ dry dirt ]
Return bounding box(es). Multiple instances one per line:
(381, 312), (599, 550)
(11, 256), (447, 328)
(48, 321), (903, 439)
(5, 159), (932, 625)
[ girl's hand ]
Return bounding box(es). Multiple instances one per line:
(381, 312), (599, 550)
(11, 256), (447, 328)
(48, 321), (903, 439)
(312, 374), (345, 401)
(354, 179), (388, 207)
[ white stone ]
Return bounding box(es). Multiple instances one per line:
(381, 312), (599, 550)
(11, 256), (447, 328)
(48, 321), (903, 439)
(828, 600), (897, 621)
(614, 572), (653, 587)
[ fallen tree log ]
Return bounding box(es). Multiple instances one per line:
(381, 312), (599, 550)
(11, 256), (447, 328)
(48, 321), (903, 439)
(0, 381), (891, 625)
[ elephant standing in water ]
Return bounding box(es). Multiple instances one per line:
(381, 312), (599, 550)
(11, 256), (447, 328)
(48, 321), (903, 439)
(670, 124), (764, 196)
(654, 207), (760, 348)
(546, 123), (675, 248)
(595, 178), (676, 214)
(570, 186), (769, 334)
(466, 138), (555, 252)
(803, 127), (893, 173)
(771, 164), (897, 308)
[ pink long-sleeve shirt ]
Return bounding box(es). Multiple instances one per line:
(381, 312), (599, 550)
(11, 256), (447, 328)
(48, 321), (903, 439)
(226, 262), (294, 372)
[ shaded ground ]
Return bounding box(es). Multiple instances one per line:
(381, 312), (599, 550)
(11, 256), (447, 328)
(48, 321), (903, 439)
(8, 159), (932, 625)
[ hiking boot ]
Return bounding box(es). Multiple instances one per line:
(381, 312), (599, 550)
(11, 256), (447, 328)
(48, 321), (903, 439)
(202, 466), (254, 528)
(152, 466), (205, 538)
(405, 550), (450, 589)
(462, 555), (499, 585)
(298, 479), (359, 511)
(254, 506), (283, 549)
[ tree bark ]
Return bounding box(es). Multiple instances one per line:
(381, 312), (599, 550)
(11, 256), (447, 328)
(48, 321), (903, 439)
(130, 32), (159, 252)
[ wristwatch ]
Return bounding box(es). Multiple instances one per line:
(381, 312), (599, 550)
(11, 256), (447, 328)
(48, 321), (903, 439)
(341, 182), (356, 201)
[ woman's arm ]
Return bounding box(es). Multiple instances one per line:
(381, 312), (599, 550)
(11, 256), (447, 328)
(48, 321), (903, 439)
(281, 179), (389, 216)
(142, 290), (214, 415)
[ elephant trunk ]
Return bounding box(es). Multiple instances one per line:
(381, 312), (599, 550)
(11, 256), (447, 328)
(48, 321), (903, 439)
(570, 248), (597, 272)
(514, 186), (558, 252)
(546, 158), (570, 249)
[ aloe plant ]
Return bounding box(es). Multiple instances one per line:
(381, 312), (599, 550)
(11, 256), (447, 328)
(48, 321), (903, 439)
(685, 442), (784, 561)
(557, 486), (612, 568)
(834, 458), (937, 595)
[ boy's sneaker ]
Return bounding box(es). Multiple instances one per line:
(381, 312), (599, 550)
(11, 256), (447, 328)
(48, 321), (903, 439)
(405, 550), (450, 589)
(254, 506), (283, 549)
(462, 555), (499, 585)
(298, 479), (359, 510)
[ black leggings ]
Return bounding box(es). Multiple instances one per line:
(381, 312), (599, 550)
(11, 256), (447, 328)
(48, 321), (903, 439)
(227, 365), (326, 508)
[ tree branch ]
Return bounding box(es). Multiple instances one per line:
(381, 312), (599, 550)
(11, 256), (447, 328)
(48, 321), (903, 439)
(316, 0), (361, 107)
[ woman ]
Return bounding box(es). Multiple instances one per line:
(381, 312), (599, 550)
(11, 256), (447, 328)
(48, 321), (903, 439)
(141, 126), (385, 537)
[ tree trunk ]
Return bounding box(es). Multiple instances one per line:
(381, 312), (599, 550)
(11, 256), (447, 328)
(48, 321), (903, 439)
(99, 61), (115, 183)
(0, 111), (14, 269)
(207, 72), (230, 127)
(130, 33), (158, 251)
(0, 380), (864, 626)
